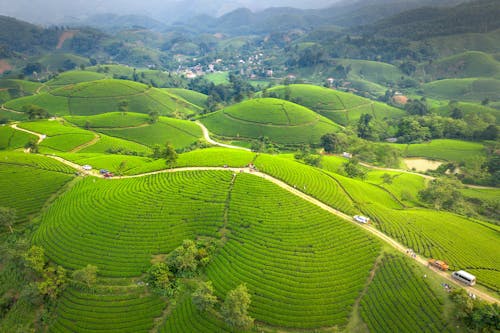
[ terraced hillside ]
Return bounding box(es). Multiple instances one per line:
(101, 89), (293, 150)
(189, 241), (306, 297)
(360, 254), (449, 333)
(200, 98), (341, 145)
(0, 125), (36, 150)
(164, 88), (208, 108)
(18, 120), (96, 153)
(422, 78), (500, 102)
(265, 84), (405, 126)
(5, 79), (201, 117)
(0, 152), (74, 224)
(46, 70), (107, 87)
(0, 79), (41, 103)
(206, 173), (380, 328)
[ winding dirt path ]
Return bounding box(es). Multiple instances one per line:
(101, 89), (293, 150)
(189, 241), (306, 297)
(10, 123), (46, 144)
(9, 123), (498, 304)
(1, 104), (23, 114)
(69, 133), (101, 153)
(195, 120), (251, 151)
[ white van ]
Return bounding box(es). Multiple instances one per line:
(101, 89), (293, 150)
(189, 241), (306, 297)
(452, 270), (476, 286)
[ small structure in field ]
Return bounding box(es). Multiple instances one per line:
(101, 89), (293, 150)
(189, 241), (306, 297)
(353, 215), (370, 224)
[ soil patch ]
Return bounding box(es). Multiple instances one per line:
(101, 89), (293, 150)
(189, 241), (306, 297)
(0, 59), (12, 74)
(57, 31), (77, 49)
(404, 158), (443, 172)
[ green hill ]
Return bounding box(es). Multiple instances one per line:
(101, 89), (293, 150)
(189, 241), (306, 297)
(0, 79), (41, 104)
(36, 53), (90, 72)
(265, 84), (405, 126)
(5, 79), (202, 117)
(46, 70), (106, 87)
(164, 88), (208, 108)
(422, 78), (500, 102)
(200, 98), (342, 145)
(421, 51), (500, 80)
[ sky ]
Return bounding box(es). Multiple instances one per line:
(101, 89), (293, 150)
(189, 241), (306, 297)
(0, 0), (339, 24)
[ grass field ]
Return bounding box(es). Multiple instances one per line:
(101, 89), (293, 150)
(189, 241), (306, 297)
(79, 133), (152, 155)
(5, 79), (201, 117)
(433, 101), (500, 123)
(96, 116), (202, 149)
(200, 98), (341, 145)
(265, 84), (405, 126)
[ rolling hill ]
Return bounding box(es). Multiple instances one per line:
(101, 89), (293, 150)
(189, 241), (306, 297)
(5, 79), (202, 117)
(265, 84), (406, 126)
(200, 97), (342, 145)
(421, 78), (500, 102)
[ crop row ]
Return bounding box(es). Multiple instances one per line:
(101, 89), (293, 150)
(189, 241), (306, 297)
(254, 154), (358, 215)
(0, 164), (73, 223)
(0, 152), (76, 173)
(0, 126), (36, 150)
(360, 254), (449, 333)
(362, 203), (500, 291)
(206, 173), (380, 328)
(160, 297), (235, 333)
(34, 171), (233, 276)
(49, 287), (165, 333)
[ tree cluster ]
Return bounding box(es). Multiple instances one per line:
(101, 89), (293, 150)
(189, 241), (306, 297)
(450, 289), (499, 332)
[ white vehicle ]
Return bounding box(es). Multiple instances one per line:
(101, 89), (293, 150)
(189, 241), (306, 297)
(354, 215), (370, 224)
(82, 165), (92, 171)
(452, 270), (476, 286)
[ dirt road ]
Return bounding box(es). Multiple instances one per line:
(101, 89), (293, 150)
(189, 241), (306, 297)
(10, 123), (46, 144)
(10, 123), (498, 304)
(195, 120), (251, 151)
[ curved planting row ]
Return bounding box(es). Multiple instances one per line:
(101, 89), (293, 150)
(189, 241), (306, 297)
(254, 154), (357, 215)
(362, 203), (500, 291)
(49, 287), (165, 333)
(206, 173), (381, 329)
(160, 297), (235, 333)
(0, 126), (36, 150)
(34, 171), (233, 276)
(0, 152), (75, 173)
(360, 254), (449, 333)
(0, 164), (73, 223)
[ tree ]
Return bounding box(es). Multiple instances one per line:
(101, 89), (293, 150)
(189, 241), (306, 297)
(0, 207), (16, 233)
(343, 158), (366, 179)
(118, 100), (128, 112)
(163, 142), (178, 168)
(148, 110), (159, 124)
(320, 132), (348, 153)
(167, 240), (198, 275)
(405, 99), (428, 116)
(357, 114), (379, 140)
(37, 265), (68, 300)
(24, 139), (39, 153)
(419, 179), (472, 215)
(147, 263), (173, 294)
(23, 104), (49, 120)
(221, 284), (254, 329)
(72, 264), (98, 288)
(192, 281), (218, 312)
(24, 245), (47, 274)
(116, 160), (127, 176)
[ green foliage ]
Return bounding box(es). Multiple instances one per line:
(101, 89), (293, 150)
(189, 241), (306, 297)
(221, 284), (253, 329)
(163, 142), (178, 168)
(343, 158), (367, 179)
(66, 112), (150, 129)
(37, 265), (68, 300)
(24, 245), (46, 274)
(450, 289), (500, 332)
(360, 254), (448, 333)
(147, 263), (174, 294)
(0, 206), (16, 233)
(192, 281), (218, 312)
(23, 104), (49, 120)
(419, 179), (472, 215)
(320, 132), (349, 153)
(0, 126), (36, 150)
(71, 264), (98, 289)
(422, 78), (500, 102)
